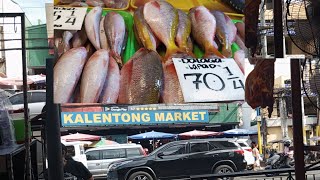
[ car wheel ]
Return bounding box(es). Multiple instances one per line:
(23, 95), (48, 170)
(128, 171), (154, 180)
(214, 165), (234, 180)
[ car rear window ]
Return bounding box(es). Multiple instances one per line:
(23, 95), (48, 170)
(190, 142), (209, 153)
(238, 142), (247, 147)
(126, 148), (143, 158)
(211, 141), (238, 149)
(102, 149), (126, 159)
(30, 92), (46, 103)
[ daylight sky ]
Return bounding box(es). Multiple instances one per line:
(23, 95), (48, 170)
(12, 0), (52, 25)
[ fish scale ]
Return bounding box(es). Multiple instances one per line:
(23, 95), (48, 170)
(119, 48), (163, 104)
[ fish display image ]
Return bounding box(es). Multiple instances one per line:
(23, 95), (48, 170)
(54, 47), (88, 104)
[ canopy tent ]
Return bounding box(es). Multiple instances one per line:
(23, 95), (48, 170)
(179, 130), (222, 138)
(61, 133), (101, 142)
(128, 131), (177, 140)
(89, 138), (119, 147)
(223, 129), (258, 136)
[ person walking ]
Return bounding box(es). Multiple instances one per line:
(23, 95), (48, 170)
(252, 142), (261, 170)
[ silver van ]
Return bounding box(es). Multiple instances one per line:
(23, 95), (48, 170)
(85, 143), (146, 177)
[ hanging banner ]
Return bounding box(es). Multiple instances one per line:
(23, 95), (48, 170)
(53, 6), (87, 30)
(173, 58), (245, 102)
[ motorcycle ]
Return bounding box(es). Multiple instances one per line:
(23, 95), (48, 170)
(265, 152), (294, 177)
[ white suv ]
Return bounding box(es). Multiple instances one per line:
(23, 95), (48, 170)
(236, 139), (255, 169)
(85, 143), (146, 178)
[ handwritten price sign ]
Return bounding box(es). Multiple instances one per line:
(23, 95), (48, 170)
(53, 6), (87, 30)
(173, 58), (245, 102)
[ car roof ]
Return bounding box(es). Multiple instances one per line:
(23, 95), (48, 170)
(85, 144), (142, 152)
(165, 138), (237, 145)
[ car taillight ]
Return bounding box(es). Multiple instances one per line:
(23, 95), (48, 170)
(235, 149), (244, 156)
(246, 149), (252, 152)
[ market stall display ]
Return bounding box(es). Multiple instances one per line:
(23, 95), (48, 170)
(54, 0), (130, 10)
(54, 0), (246, 105)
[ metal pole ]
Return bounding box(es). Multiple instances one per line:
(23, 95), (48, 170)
(21, 13), (32, 180)
(291, 58), (306, 180)
(274, 0), (284, 58)
(46, 58), (64, 180)
(260, 0), (268, 57)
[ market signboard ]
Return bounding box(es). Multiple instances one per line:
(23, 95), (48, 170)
(53, 1), (245, 127)
(173, 58), (245, 102)
(61, 109), (209, 126)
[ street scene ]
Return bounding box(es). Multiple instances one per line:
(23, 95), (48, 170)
(0, 0), (319, 180)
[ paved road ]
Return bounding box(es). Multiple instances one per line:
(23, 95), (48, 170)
(235, 170), (320, 180)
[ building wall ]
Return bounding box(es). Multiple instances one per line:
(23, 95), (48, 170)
(0, 0), (31, 78)
(26, 24), (52, 68)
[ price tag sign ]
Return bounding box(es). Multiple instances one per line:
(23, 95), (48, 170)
(53, 6), (87, 30)
(173, 58), (245, 102)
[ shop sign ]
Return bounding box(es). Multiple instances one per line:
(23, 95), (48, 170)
(61, 110), (209, 126)
(173, 58), (244, 102)
(53, 6), (87, 30)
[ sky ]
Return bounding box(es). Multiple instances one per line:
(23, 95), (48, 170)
(12, 0), (52, 25)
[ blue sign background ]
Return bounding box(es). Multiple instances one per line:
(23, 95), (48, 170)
(61, 110), (209, 126)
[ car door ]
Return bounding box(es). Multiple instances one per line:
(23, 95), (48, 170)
(85, 150), (102, 176)
(152, 143), (189, 179)
(187, 142), (216, 175)
(101, 148), (126, 174)
(29, 92), (46, 118)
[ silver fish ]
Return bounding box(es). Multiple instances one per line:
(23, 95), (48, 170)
(54, 47), (88, 103)
(80, 49), (109, 103)
(85, 6), (102, 50)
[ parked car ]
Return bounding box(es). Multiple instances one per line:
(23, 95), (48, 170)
(85, 143), (146, 178)
(46, 141), (90, 168)
(7, 90), (46, 118)
(236, 139), (255, 169)
(106, 138), (247, 180)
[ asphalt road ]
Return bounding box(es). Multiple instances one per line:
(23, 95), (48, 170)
(235, 170), (320, 180)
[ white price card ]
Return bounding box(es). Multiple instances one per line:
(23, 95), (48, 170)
(173, 58), (245, 102)
(53, 6), (87, 30)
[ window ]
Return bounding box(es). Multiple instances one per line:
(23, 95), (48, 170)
(190, 142), (209, 153)
(86, 151), (100, 160)
(30, 92), (46, 103)
(212, 141), (238, 149)
(126, 148), (143, 158)
(9, 94), (24, 105)
(8, 92), (31, 105)
(238, 142), (247, 147)
(102, 149), (126, 159)
(162, 144), (186, 156)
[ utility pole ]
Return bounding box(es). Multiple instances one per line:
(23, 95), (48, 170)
(280, 94), (288, 139)
(260, 0), (268, 158)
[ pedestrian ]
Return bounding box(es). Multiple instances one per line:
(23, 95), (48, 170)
(252, 142), (261, 170)
(62, 143), (94, 180)
(44, 144), (94, 180)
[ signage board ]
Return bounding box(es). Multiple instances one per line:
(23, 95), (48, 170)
(53, 6), (87, 30)
(173, 58), (245, 102)
(61, 109), (209, 127)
